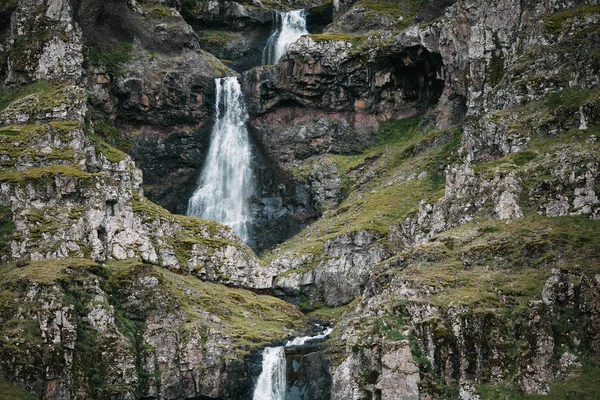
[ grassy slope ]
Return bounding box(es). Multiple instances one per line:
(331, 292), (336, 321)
(264, 116), (459, 262)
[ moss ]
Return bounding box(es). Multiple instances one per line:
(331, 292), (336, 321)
(0, 258), (99, 285)
(0, 379), (37, 400)
(0, 80), (54, 111)
(489, 37), (505, 88)
(132, 193), (172, 222)
(197, 30), (240, 48)
(88, 43), (133, 73)
(478, 360), (600, 399)
(91, 118), (133, 154)
(264, 117), (461, 263)
(0, 206), (14, 257)
(545, 86), (598, 110)
(543, 5), (600, 35)
(87, 133), (128, 163)
(107, 262), (309, 350)
(360, 0), (421, 27)
(308, 33), (370, 48)
(397, 214), (600, 310)
(0, 165), (95, 182)
(147, 5), (171, 18)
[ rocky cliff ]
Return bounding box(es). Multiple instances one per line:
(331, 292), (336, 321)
(1, 0), (600, 399)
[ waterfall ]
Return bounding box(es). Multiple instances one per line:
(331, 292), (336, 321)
(187, 77), (253, 241)
(253, 326), (332, 399)
(253, 347), (287, 400)
(262, 10), (308, 65)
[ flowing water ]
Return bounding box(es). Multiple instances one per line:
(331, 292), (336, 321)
(253, 326), (332, 399)
(253, 347), (287, 400)
(262, 10), (309, 65)
(187, 77), (254, 241)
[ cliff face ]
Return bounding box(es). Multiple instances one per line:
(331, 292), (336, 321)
(0, 0), (599, 399)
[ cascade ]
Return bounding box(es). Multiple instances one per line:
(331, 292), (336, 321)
(262, 10), (309, 65)
(187, 77), (254, 241)
(253, 347), (287, 400)
(253, 326), (332, 399)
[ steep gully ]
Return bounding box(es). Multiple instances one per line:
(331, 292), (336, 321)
(186, 10), (329, 397)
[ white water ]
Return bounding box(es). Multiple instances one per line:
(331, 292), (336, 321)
(187, 77), (253, 241)
(253, 347), (287, 400)
(262, 10), (308, 65)
(253, 326), (333, 399)
(286, 327), (334, 347)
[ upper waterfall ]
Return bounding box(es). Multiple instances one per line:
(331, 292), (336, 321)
(262, 10), (309, 65)
(187, 77), (254, 241)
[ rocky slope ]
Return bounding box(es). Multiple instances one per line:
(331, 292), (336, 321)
(0, 0), (600, 399)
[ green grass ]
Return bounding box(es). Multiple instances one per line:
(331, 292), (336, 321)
(87, 133), (128, 163)
(478, 360), (600, 399)
(0, 258), (99, 285)
(0, 379), (37, 400)
(147, 5), (171, 18)
(0, 206), (14, 257)
(307, 33), (370, 47)
(0, 165), (95, 182)
(0, 121), (82, 168)
(197, 30), (240, 48)
(264, 116), (459, 263)
(394, 214), (600, 310)
(545, 86), (600, 110)
(0, 80), (53, 111)
(88, 43), (133, 73)
(543, 5), (600, 35)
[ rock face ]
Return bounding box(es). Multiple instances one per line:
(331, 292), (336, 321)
(248, 106), (378, 170)
(1, 0), (600, 398)
(242, 36), (445, 119)
(77, 0), (234, 215)
(0, 260), (308, 399)
(273, 230), (389, 308)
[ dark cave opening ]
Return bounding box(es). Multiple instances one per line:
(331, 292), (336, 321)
(372, 45), (445, 116)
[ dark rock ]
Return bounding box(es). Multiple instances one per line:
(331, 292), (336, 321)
(248, 107), (378, 169)
(285, 343), (332, 400)
(416, 0), (458, 23)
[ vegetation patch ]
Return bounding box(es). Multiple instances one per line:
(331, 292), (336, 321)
(265, 116), (460, 262)
(0, 206), (14, 257)
(478, 360), (600, 399)
(87, 133), (128, 163)
(0, 80), (53, 111)
(543, 5), (600, 35)
(197, 30), (240, 48)
(0, 165), (95, 182)
(395, 214), (600, 310)
(88, 43), (133, 74)
(0, 379), (37, 400)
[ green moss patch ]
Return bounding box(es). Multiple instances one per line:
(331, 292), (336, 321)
(0, 379), (37, 400)
(87, 133), (128, 163)
(0, 80), (54, 111)
(0, 165), (95, 182)
(543, 5), (600, 35)
(88, 43), (133, 74)
(478, 360), (600, 399)
(0, 206), (14, 257)
(0, 258), (99, 285)
(391, 214), (600, 310)
(265, 116), (460, 262)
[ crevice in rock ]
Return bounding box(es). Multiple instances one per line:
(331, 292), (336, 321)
(372, 45), (445, 118)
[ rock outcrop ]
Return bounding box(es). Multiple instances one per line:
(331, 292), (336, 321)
(0, 259), (308, 399)
(1, 0), (600, 398)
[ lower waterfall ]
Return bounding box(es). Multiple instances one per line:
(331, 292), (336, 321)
(253, 326), (333, 399)
(253, 347), (287, 400)
(187, 77), (254, 241)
